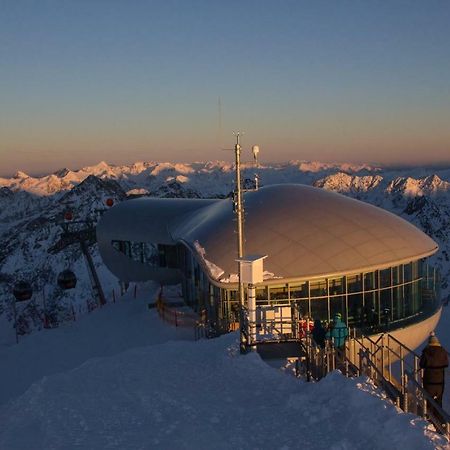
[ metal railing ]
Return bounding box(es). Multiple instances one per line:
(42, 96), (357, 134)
(301, 331), (450, 440)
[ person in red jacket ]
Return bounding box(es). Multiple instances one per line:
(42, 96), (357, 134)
(420, 332), (449, 421)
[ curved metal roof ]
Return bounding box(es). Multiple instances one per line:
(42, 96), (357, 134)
(171, 184), (438, 281)
(97, 184), (438, 284)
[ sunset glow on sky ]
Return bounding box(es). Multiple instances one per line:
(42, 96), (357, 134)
(1, 1), (450, 175)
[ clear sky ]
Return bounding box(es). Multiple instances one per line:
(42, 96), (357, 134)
(1, 0), (450, 176)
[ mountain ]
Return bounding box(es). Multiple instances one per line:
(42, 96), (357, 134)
(0, 160), (449, 341)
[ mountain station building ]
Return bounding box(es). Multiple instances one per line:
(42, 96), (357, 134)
(97, 184), (442, 349)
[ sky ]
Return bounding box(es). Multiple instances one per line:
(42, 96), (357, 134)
(1, 0), (450, 176)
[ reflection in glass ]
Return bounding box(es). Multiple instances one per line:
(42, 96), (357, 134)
(311, 298), (328, 323)
(270, 285), (289, 300)
(329, 277), (343, 295)
(380, 268), (391, 288)
(310, 279), (327, 297)
(364, 272), (375, 290)
(347, 274), (362, 293)
(348, 293), (363, 326)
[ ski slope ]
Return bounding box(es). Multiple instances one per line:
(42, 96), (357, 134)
(0, 283), (447, 449)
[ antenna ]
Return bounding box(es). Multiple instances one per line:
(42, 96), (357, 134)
(218, 97), (223, 149)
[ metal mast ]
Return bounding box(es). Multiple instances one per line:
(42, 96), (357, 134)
(234, 132), (246, 350)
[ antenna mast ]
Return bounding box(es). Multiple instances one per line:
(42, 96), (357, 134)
(234, 132), (245, 351)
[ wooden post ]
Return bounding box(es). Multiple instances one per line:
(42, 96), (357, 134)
(134, 285), (137, 299)
(112, 289), (116, 303)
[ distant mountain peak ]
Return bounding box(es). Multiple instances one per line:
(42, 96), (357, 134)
(314, 172), (383, 193)
(13, 170), (29, 179)
(53, 168), (71, 178)
(387, 174), (450, 197)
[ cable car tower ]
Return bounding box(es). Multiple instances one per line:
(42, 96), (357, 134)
(49, 199), (115, 307)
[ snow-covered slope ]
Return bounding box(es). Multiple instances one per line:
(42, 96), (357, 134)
(0, 285), (445, 450)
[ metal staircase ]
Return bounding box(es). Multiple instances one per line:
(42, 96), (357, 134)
(300, 332), (450, 438)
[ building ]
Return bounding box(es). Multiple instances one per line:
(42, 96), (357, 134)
(97, 184), (442, 349)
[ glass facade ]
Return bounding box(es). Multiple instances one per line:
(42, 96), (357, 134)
(111, 239), (441, 336)
(178, 252), (441, 335)
(111, 240), (178, 269)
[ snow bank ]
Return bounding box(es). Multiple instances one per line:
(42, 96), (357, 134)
(0, 335), (445, 449)
(0, 282), (193, 406)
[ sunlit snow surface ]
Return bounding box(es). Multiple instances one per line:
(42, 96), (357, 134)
(0, 285), (446, 450)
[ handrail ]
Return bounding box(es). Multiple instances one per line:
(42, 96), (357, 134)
(360, 349), (400, 406)
(405, 369), (450, 436)
(299, 330), (449, 440)
(387, 333), (419, 358)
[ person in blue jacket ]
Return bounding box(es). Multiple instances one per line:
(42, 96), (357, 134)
(326, 313), (349, 349)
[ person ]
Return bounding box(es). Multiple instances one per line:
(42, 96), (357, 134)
(326, 313), (349, 349)
(420, 332), (449, 421)
(312, 319), (326, 349)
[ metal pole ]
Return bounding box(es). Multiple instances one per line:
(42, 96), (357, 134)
(234, 133), (246, 352)
(248, 283), (256, 349)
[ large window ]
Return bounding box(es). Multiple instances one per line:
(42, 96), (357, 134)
(290, 283), (308, 299)
(111, 240), (179, 269)
(329, 277), (344, 296)
(269, 285), (289, 301)
(256, 259), (438, 331)
(310, 279), (327, 298)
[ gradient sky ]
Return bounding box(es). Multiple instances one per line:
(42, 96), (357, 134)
(1, 0), (450, 176)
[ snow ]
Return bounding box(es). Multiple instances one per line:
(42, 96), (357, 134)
(0, 282), (446, 449)
(219, 270), (282, 283)
(193, 240), (225, 279)
(0, 282), (192, 406)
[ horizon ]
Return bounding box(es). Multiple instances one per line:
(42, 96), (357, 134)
(2, 157), (450, 179)
(1, 1), (450, 174)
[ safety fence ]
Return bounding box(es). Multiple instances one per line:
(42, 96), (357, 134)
(155, 289), (208, 339)
(299, 332), (450, 440)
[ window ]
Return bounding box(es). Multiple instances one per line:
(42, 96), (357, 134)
(295, 299), (310, 318)
(411, 260), (419, 280)
(269, 285), (288, 301)
(380, 269), (391, 289)
(256, 287), (268, 302)
(329, 295), (346, 322)
(347, 274), (362, 293)
(380, 288), (392, 324)
(347, 293), (363, 327)
(364, 272), (376, 291)
(329, 277), (344, 296)
(363, 292), (378, 327)
(310, 279), (327, 298)
(111, 240), (178, 268)
(392, 266), (402, 286)
(404, 263), (412, 283)
(311, 297), (328, 322)
(290, 283), (308, 299)
(392, 287), (403, 320)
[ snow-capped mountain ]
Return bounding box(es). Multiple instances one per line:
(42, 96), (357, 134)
(1, 160), (449, 340)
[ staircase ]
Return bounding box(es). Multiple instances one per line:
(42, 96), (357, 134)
(300, 332), (450, 439)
